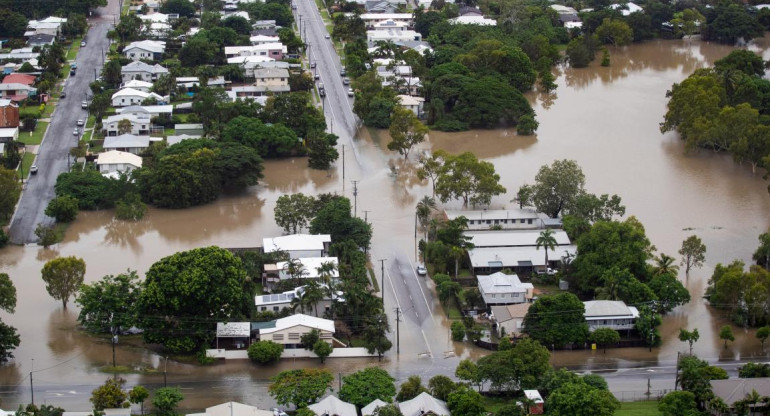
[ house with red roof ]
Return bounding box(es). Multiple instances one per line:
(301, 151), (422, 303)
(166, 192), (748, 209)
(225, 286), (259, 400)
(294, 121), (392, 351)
(0, 73), (36, 101)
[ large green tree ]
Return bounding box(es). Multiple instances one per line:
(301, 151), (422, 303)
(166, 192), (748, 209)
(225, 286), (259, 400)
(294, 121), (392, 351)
(529, 159), (586, 218)
(679, 235), (706, 275)
(310, 196), (372, 250)
(477, 338), (551, 392)
(523, 293), (588, 348)
(0, 167), (20, 222)
(41, 257), (86, 309)
(269, 369), (333, 408)
(546, 380), (619, 416)
(274, 193), (316, 234)
(434, 151), (506, 207)
(152, 387), (184, 416)
(221, 116), (299, 158)
(91, 378), (128, 410)
(658, 391), (699, 416)
(75, 271), (142, 334)
(339, 367), (396, 407)
(137, 247), (248, 353)
(387, 106), (428, 160)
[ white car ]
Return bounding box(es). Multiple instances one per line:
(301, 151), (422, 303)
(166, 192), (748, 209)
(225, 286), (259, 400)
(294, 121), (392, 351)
(29, 165), (38, 175)
(325, 34), (330, 39)
(416, 265), (427, 276)
(73, 128), (79, 136)
(347, 88), (354, 97)
(76, 119), (84, 126)
(81, 41), (86, 47)
(536, 267), (556, 276)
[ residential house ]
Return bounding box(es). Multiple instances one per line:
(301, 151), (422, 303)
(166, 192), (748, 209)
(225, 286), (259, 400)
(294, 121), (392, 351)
(0, 100), (19, 128)
(175, 76), (227, 89)
(103, 134), (153, 154)
(96, 150), (143, 174)
(477, 272), (534, 306)
(111, 88), (165, 107)
(145, 22), (172, 38)
(214, 322), (251, 350)
(254, 283), (342, 315)
(360, 13), (413, 29)
(449, 15), (497, 25)
(399, 393), (450, 416)
(373, 20), (409, 31)
(367, 29), (422, 47)
(709, 378), (770, 415)
(123, 40), (166, 61)
(466, 229), (576, 274)
(365, 0), (398, 13)
(263, 234), (332, 258)
(361, 399), (388, 416)
(27, 34), (56, 47)
(610, 2), (643, 16)
(308, 396), (357, 416)
(523, 390), (544, 415)
(224, 43), (286, 61)
(0, 127), (19, 143)
(0, 73), (36, 101)
(258, 314), (335, 348)
(243, 60), (289, 79)
(252, 68), (289, 87)
(116, 104), (173, 119)
(0, 48), (40, 62)
(25, 17), (67, 37)
(550, 5), (581, 26)
(583, 300), (639, 332)
(249, 35), (281, 45)
(102, 113), (151, 136)
(273, 256), (339, 281)
(2, 73), (36, 86)
(491, 302), (531, 337)
(121, 79), (154, 92)
(174, 124), (204, 136)
(396, 95), (424, 116)
(252, 20), (277, 30)
(187, 402), (274, 416)
(138, 12), (171, 24)
(121, 61), (169, 83)
(445, 208), (546, 230)
(222, 11), (250, 20)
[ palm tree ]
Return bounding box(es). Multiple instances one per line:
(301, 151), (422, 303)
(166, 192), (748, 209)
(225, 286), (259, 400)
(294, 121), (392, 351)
(416, 196), (436, 240)
(536, 229), (557, 271)
(316, 261), (338, 316)
(285, 258), (306, 288)
(654, 253), (680, 276)
(300, 281), (325, 317)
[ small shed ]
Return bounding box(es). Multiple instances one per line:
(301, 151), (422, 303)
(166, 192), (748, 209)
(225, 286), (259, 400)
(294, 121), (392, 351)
(216, 322), (251, 349)
(523, 390), (544, 414)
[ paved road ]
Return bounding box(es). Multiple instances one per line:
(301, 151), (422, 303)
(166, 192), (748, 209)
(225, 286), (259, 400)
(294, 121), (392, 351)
(8, 23), (111, 244)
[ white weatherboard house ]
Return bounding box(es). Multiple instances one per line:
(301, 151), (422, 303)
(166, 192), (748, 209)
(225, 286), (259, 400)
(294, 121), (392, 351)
(399, 392), (450, 416)
(111, 88), (165, 107)
(121, 79), (154, 92)
(361, 399), (388, 416)
(102, 113), (151, 136)
(123, 40), (166, 61)
(259, 314), (335, 347)
(466, 229), (577, 274)
(491, 302), (531, 337)
(308, 396), (357, 416)
(187, 402), (273, 416)
(583, 300), (639, 332)
(252, 67), (289, 87)
(445, 208), (546, 230)
(263, 234), (331, 258)
(275, 257), (339, 281)
(396, 94), (424, 116)
(477, 272), (534, 306)
(121, 61), (169, 83)
(102, 134), (153, 154)
(96, 150), (142, 175)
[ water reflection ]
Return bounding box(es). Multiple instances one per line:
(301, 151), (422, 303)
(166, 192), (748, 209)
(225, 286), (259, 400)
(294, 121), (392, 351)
(47, 309), (79, 358)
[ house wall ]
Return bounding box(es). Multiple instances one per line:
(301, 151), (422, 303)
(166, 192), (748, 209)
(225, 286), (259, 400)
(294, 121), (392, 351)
(0, 106), (19, 127)
(288, 249), (324, 258)
(104, 146), (147, 155)
(261, 324), (333, 348)
(98, 162), (139, 174)
(112, 95), (145, 107)
(466, 217), (540, 230)
(104, 121), (150, 136)
(254, 76), (288, 87)
(207, 347), (376, 360)
(586, 317), (636, 331)
(497, 317), (525, 337)
(481, 289), (527, 305)
(125, 49), (160, 61)
(121, 71), (164, 83)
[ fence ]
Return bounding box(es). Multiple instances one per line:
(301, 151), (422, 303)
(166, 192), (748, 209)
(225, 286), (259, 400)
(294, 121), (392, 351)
(614, 389), (669, 402)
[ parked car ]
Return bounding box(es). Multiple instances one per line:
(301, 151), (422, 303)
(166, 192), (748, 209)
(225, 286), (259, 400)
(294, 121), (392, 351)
(73, 128), (79, 136)
(325, 34), (330, 39)
(81, 101), (88, 109)
(314, 73), (319, 80)
(29, 165), (38, 175)
(416, 265), (427, 276)
(340, 69), (346, 77)
(81, 41), (86, 47)
(310, 62), (316, 69)
(347, 88), (354, 97)
(60, 90), (66, 98)
(271, 409), (288, 416)
(70, 68), (76, 76)
(342, 77), (350, 85)
(536, 267), (556, 276)
(76, 119), (84, 126)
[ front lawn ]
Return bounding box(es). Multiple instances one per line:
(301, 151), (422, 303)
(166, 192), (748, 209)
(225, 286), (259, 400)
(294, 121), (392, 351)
(614, 401), (661, 416)
(18, 121), (49, 146)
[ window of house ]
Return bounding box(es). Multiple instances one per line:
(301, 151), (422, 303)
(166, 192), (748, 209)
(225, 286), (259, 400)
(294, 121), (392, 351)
(273, 306), (279, 311)
(494, 220), (499, 224)
(491, 294), (496, 298)
(486, 220), (491, 224)
(273, 334), (284, 340)
(528, 219), (533, 224)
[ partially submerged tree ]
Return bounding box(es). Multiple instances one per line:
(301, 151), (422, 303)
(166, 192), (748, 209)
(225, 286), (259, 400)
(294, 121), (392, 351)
(41, 256), (86, 309)
(679, 235), (706, 275)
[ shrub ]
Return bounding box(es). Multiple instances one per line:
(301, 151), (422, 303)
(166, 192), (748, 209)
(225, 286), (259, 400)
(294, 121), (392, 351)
(115, 193), (147, 221)
(451, 321), (465, 342)
(247, 340), (284, 364)
(45, 195), (79, 222)
(34, 223), (60, 247)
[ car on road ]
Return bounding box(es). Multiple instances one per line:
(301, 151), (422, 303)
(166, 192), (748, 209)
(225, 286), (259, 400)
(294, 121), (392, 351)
(536, 267), (556, 276)
(81, 41), (86, 47)
(325, 34), (330, 39)
(271, 409), (288, 416)
(314, 73), (319, 80)
(73, 128), (79, 136)
(342, 77), (350, 85)
(29, 165), (38, 175)
(81, 101), (88, 109)
(310, 62), (316, 68)
(70, 68), (76, 76)
(76, 119), (84, 126)
(340, 69), (346, 77)
(416, 265), (427, 276)
(347, 88), (354, 97)
(60, 90), (66, 98)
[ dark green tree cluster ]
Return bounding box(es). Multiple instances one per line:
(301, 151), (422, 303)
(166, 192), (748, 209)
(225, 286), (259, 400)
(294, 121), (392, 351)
(0, 273), (20, 363)
(339, 367), (396, 407)
(706, 260), (770, 326)
(136, 138), (264, 209)
(676, 355), (728, 408)
(240, 1), (294, 27)
(75, 271), (142, 334)
(523, 293), (589, 348)
(0, 9), (28, 37)
(662, 50), (770, 181)
(0, 0), (106, 18)
(55, 170), (137, 210)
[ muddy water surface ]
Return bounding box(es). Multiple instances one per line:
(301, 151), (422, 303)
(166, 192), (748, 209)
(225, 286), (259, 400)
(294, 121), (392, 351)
(2, 36), (770, 409)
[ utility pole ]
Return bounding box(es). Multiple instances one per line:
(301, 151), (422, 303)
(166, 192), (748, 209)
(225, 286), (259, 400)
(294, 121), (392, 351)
(352, 180), (358, 217)
(377, 316), (383, 362)
(394, 307), (401, 354)
(362, 210), (370, 224)
(342, 145), (345, 181)
(338, 373), (342, 391)
(163, 356), (168, 387)
(379, 259), (386, 308)
(29, 358), (34, 406)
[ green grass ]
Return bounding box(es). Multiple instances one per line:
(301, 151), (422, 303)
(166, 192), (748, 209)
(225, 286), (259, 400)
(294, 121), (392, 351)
(82, 130), (93, 143)
(369, 267), (379, 291)
(481, 397), (515, 414)
(18, 121), (49, 146)
(444, 297), (463, 319)
(19, 151), (35, 181)
(614, 401), (661, 416)
(66, 37), (83, 61)
(86, 114), (96, 128)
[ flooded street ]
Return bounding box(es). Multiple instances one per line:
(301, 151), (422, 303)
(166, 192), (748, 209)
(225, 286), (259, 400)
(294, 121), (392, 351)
(2, 36), (770, 409)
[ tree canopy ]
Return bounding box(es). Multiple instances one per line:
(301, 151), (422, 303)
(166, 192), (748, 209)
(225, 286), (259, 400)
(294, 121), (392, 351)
(269, 369), (333, 408)
(523, 293), (588, 348)
(339, 367), (396, 407)
(41, 257), (86, 309)
(76, 271), (142, 334)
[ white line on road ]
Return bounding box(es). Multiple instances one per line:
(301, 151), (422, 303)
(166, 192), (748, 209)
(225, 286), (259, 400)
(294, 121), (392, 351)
(421, 329), (432, 357)
(405, 257), (434, 319)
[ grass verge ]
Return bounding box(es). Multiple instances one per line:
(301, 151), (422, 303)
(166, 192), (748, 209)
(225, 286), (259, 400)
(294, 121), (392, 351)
(66, 37), (83, 61)
(18, 121), (49, 146)
(369, 267), (379, 291)
(614, 401), (661, 416)
(444, 297), (463, 319)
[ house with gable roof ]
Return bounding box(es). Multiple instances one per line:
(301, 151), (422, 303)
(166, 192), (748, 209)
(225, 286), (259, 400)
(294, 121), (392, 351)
(399, 392), (449, 416)
(583, 300), (639, 332)
(124, 40), (166, 61)
(477, 272), (534, 306)
(121, 61), (169, 83)
(308, 396), (357, 416)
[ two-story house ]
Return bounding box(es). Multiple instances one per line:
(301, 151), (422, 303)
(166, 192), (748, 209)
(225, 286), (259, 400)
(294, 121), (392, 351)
(477, 272), (534, 306)
(102, 113), (151, 136)
(121, 61), (169, 83)
(111, 88), (165, 107)
(123, 40), (166, 61)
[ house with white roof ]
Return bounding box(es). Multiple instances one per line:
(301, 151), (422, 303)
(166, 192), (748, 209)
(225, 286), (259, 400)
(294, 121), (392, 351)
(259, 313), (335, 347)
(449, 15), (497, 25)
(367, 29), (422, 47)
(360, 13), (414, 29)
(477, 272), (534, 306)
(361, 399), (389, 416)
(583, 300), (639, 332)
(263, 234), (332, 258)
(214, 322), (251, 349)
(523, 390), (544, 414)
(96, 150), (143, 175)
(275, 257), (339, 282)
(103, 134), (154, 154)
(399, 393), (449, 416)
(610, 1), (643, 16)
(111, 88), (166, 107)
(0, 127), (19, 143)
(121, 61), (169, 83)
(167, 134), (201, 146)
(27, 34), (56, 47)
(445, 208), (546, 230)
(123, 40), (166, 61)
(187, 402), (273, 416)
(121, 79), (154, 92)
(466, 229), (576, 274)
(138, 12), (171, 23)
(25, 17), (67, 37)
(117, 104), (173, 118)
(145, 22), (172, 38)
(102, 113), (152, 136)
(255, 283), (343, 315)
(308, 396), (357, 416)
(491, 302), (531, 337)
(249, 35), (281, 45)
(396, 94), (424, 116)
(224, 43), (286, 60)
(253, 68), (289, 87)
(373, 20), (409, 31)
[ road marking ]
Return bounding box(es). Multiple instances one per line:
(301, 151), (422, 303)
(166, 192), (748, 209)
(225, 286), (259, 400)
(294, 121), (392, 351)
(420, 329), (432, 358)
(409, 295), (413, 301)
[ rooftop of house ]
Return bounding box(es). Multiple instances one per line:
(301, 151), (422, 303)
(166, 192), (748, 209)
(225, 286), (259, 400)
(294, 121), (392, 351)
(399, 392), (449, 416)
(103, 134), (152, 149)
(187, 402), (274, 416)
(96, 150), (143, 167)
(465, 229), (571, 247)
(308, 396), (357, 416)
(2, 73), (36, 86)
(491, 302), (532, 322)
(583, 300), (639, 319)
(361, 399), (388, 416)
(261, 313), (336, 335)
(121, 61), (169, 74)
(445, 208), (544, 222)
(710, 378), (770, 406)
(252, 67), (289, 78)
(124, 40), (166, 53)
(263, 234), (332, 253)
(477, 272), (534, 294)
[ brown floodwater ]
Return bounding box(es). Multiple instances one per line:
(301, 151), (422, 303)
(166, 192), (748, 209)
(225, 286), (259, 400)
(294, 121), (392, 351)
(2, 36), (770, 409)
